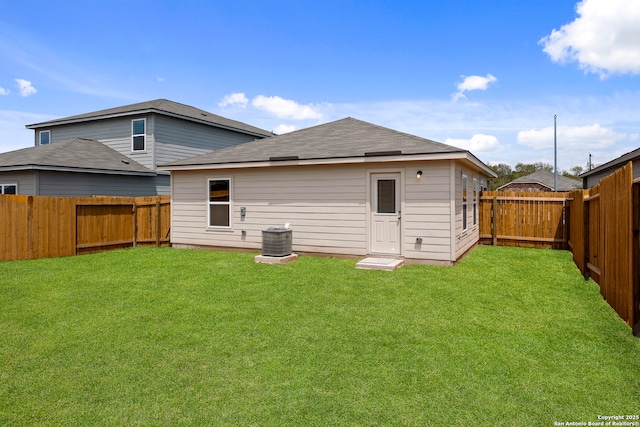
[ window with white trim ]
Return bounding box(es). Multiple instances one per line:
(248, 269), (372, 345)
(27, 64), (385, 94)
(208, 178), (231, 228)
(1, 184), (17, 194)
(462, 173), (468, 231)
(473, 177), (478, 226)
(132, 119), (146, 151)
(39, 130), (50, 145)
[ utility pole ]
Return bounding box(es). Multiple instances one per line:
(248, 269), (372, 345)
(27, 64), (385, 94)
(554, 115), (557, 192)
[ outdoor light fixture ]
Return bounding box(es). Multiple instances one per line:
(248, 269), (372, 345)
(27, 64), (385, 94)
(416, 170), (423, 179)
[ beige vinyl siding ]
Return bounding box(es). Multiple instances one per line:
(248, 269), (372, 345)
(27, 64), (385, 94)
(403, 161), (453, 262)
(454, 162), (480, 258)
(172, 166), (368, 256)
(0, 171), (36, 195)
(42, 115), (155, 170)
(154, 115), (261, 165)
(171, 160), (467, 262)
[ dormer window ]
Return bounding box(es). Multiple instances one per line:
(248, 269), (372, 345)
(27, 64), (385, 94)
(132, 119), (146, 151)
(39, 130), (50, 145)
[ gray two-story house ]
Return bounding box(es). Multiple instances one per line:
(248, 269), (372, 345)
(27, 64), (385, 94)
(0, 99), (271, 196)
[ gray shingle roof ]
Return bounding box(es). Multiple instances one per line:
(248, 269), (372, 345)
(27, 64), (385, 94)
(26, 99), (272, 137)
(0, 138), (155, 175)
(162, 117), (467, 167)
(500, 170), (581, 191)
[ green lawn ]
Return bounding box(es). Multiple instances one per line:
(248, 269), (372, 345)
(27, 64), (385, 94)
(1, 246), (638, 426)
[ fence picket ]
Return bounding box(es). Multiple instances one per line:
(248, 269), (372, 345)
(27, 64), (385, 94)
(479, 191), (569, 249)
(0, 195), (170, 261)
(568, 163), (637, 334)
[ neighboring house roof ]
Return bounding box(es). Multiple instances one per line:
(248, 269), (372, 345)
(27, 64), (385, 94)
(26, 99), (273, 138)
(497, 170), (581, 191)
(160, 117), (497, 176)
(580, 147), (640, 179)
(0, 138), (155, 176)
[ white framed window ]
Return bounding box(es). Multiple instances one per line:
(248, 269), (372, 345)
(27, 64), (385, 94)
(462, 173), (468, 231)
(208, 178), (231, 228)
(473, 177), (478, 226)
(1, 184), (17, 194)
(132, 119), (146, 151)
(39, 130), (50, 145)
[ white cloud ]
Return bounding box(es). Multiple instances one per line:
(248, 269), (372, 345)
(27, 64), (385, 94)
(0, 86), (9, 95)
(15, 79), (37, 97)
(445, 134), (503, 154)
(539, 0), (640, 76)
(452, 74), (497, 100)
(208, 90), (639, 172)
(156, 76), (166, 83)
(0, 109), (57, 154)
(218, 92), (249, 108)
(252, 95), (323, 120)
(273, 124), (296, 134)
(517, 123), (629, 150)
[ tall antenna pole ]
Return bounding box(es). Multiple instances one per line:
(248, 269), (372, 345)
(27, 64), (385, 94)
(554, 114), (558, 192)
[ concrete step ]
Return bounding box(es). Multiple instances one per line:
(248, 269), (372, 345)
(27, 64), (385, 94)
(355, 257), (404, 271)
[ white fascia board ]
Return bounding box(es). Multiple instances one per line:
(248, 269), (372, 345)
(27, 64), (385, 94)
(0, 165), (156, 176)
(25, 109), (156, 129)
(160, 151), (497, 176)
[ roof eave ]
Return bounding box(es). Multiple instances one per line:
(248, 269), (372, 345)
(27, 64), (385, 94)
(0, 164), (156, 176)
(580, 150), (640, 178)
(496, 180), (552, 191)
(160, 151), (498, 177)
(26, 108), (271, 138)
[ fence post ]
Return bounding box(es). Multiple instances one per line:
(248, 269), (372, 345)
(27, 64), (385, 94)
(564, 200), (570, 251)
(583, 198), (590, 280)
(156, 199), (161, 247)
(132, 204), (137, 247)
(492, 196), (498, 246)
(633, 183), (640, 337)
(75, 203), (79, 255)
(27, 196), (34, 259)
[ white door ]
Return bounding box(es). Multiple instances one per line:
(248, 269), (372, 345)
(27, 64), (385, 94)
(370, 173), (401, 255)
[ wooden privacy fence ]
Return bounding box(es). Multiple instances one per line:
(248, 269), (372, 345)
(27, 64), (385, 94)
(0, 195), (170, 262)
(479, 191), (570, 249)
(568, 163), (639, 335)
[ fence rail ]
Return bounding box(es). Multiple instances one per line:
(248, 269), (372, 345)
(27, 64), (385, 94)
(0, 195), (170, 262)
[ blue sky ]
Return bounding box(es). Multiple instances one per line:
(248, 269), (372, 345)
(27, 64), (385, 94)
(1, 0), (639, 172)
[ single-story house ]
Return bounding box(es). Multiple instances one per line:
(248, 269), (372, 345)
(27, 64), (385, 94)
(161, 118), (497, 265)
(580, 147), (640, 188)
(497, 170), (581, 192)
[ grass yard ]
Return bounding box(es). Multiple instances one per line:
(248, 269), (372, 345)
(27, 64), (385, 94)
(1, 246), (639, 426)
